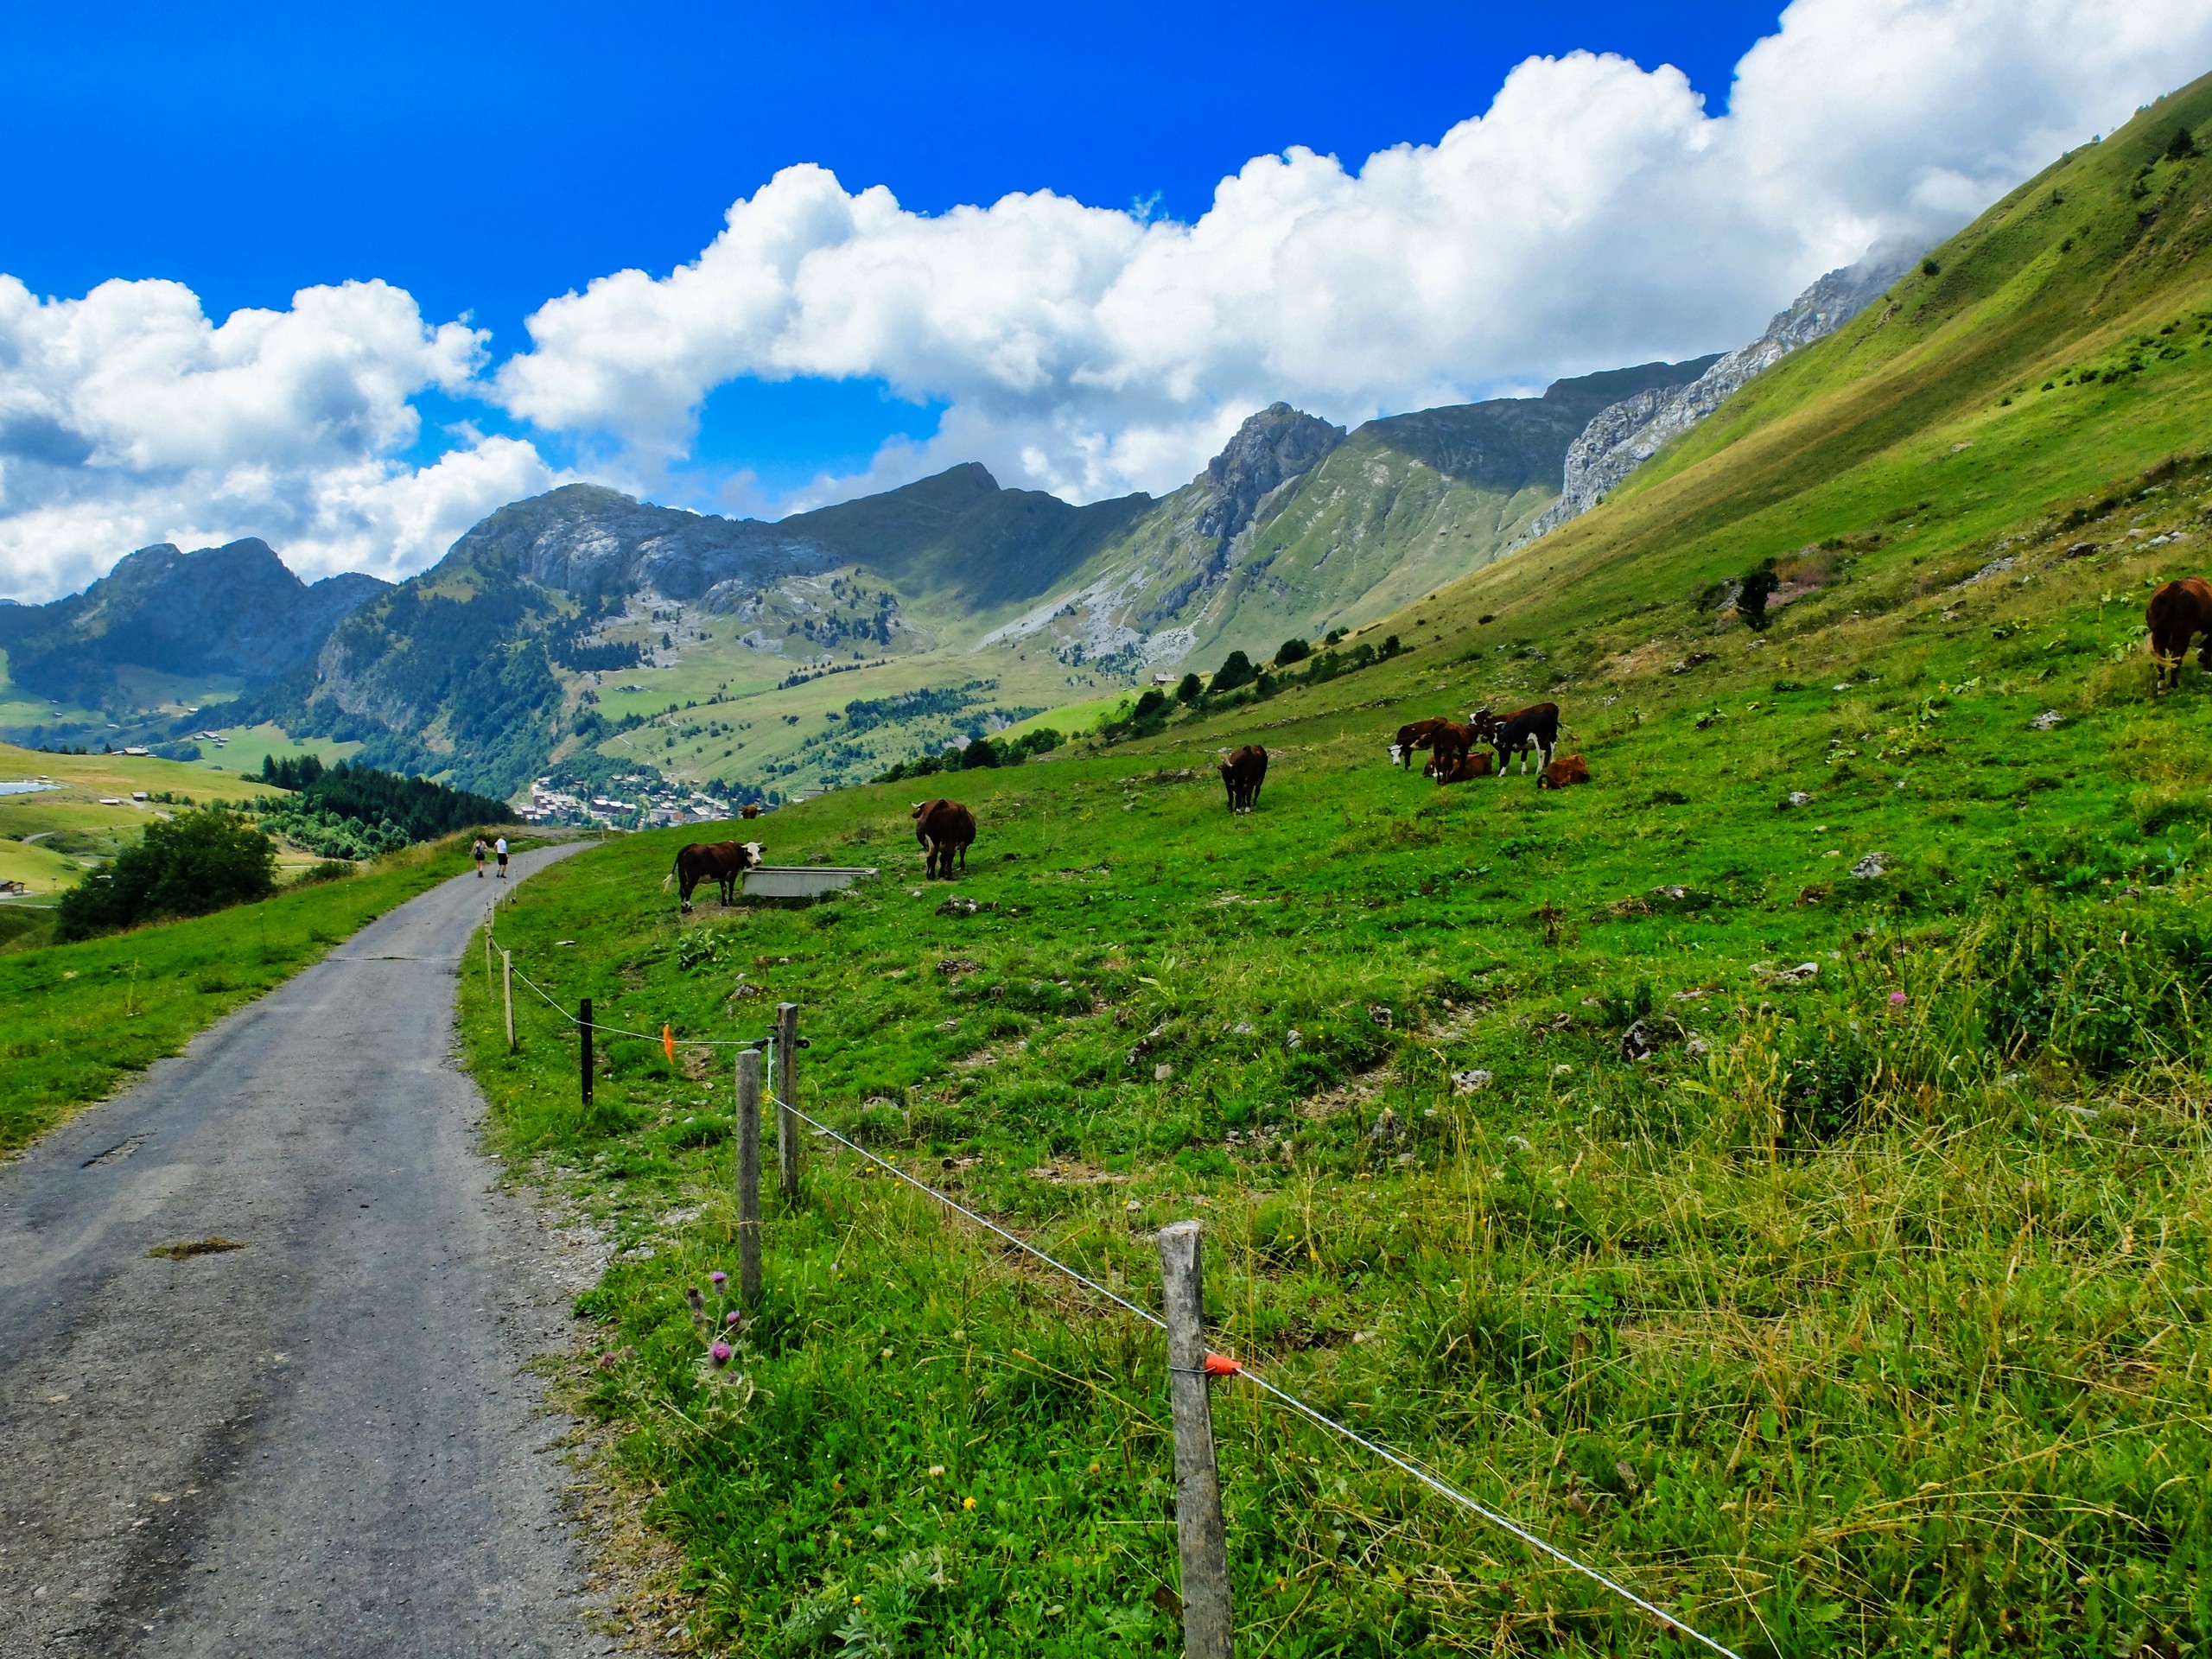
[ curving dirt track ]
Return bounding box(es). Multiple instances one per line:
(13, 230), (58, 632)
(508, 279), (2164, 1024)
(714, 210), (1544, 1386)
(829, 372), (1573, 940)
(0, 843), (616, 1657)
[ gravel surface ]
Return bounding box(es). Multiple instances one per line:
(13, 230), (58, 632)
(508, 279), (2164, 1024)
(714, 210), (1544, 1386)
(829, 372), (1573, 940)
(0, 844), (623, 1658)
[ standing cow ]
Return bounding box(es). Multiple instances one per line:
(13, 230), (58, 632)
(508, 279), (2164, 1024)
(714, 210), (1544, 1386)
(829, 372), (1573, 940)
(666, 840), (765, 911)
(1473, 703), (1561, 776)
(1219, 745), (1268, 813)
(1391, 717), (1452, 770)
(912, 798), (976, 880)
(2147, 577), (2212, 692)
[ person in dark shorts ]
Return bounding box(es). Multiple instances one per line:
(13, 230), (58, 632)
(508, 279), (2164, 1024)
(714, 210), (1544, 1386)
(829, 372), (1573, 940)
(472, 836), (489, 877)
(494, 835), (510, 878)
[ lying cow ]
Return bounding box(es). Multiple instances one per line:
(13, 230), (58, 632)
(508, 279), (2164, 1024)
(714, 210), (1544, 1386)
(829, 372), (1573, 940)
(912, 798), (976, 880)
(1219, 745), (1268, 813)
(1429, 749), (1496, 783)
(1391, 717), (1452, 770)
(1473, 702), (1561, 775)
(665, 840), (765, 911)
(1537, 753), (1592, 790)
(2147, 577), (2212, 692)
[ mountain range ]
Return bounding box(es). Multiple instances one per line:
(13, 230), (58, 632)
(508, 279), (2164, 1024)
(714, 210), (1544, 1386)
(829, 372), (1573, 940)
(0, 241), (1904, 798)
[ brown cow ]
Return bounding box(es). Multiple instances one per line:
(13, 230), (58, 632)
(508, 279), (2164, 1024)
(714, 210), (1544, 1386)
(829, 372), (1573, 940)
(1391, 717), (1451, 769)
(1429, 749), (1496, 783)
(1474, 702), (1561, 775)
(1537, 753), (1592, 790)
(2147, 577), (2212, 692)
(740, 803), (761, 819)
(912, 798), (976, 879)
(1425, 721), (1476, 778)
(1219, 745), (1268, 812)
(667, 840), (765, 910)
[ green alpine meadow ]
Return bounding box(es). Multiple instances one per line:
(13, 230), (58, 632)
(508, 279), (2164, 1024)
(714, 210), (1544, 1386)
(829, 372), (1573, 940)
(449, 79), (2212, 1658)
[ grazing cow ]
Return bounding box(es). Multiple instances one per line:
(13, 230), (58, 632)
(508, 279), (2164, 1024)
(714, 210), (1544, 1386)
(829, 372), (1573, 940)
(912, 798), (976, 880)
(1430, 749), (1496, 783)
(1219, 745), (1268, 813)
(666, 840), (766, 911)
(1392, 717), (1452, 770)
(1476, 702), (1561, 775)
(1537, 753), (1592, 790)
(741, 803), (761, 819)
(2146, 577), (2212, 692)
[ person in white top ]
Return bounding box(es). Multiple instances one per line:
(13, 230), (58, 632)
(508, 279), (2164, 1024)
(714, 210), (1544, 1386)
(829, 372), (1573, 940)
(494, 835), (509, 878)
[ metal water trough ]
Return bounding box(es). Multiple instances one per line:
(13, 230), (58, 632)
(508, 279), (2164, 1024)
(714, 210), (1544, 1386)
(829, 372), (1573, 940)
(742, 864), (880, 900)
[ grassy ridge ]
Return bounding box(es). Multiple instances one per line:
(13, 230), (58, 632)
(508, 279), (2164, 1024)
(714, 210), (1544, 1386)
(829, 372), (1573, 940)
(0, 832), (517, 1154)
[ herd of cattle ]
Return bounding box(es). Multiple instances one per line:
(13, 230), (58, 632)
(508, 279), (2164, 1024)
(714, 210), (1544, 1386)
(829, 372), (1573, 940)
(662, 582), (2212, 905)
(1392, 702), (1590, 791)
(667, 698), (1594, 904)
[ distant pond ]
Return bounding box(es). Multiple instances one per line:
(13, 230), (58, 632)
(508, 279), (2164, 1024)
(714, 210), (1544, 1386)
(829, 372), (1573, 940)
(0, 781), (59, 795)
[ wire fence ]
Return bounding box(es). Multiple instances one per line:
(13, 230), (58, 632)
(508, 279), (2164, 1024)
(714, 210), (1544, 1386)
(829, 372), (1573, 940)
(478, 893), (1745, 1659)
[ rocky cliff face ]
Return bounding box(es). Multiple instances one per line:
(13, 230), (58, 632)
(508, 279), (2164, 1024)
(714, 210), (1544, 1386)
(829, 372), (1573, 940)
(1516, 248), (1919, 546)
(1195, 404), (1347, 546)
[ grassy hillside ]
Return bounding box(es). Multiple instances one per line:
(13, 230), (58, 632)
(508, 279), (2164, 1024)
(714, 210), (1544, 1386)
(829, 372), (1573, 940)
(448, 79), (2212, 1658)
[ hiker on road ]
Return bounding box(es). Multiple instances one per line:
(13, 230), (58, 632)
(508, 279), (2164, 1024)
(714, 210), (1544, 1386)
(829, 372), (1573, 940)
(473, 836), (489, 877)
(495, 835), (510, 878)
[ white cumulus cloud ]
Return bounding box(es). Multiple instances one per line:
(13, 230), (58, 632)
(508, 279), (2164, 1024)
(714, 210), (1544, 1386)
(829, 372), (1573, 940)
(495, 0), (2212, 508)
(0, 276), (561, 602)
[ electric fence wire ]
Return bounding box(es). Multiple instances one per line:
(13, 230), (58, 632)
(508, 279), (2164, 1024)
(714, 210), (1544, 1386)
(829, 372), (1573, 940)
(490, 921), (1745, 1659)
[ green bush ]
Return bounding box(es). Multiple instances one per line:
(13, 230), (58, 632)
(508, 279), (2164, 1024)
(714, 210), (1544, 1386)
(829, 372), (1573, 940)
(1210, 650), (1256, 693)
(54, 809), (277, 942)
(1175, 672), (1203, 703)
(1738, 559), (1781, 630)
(1274, 637), (1311, 666)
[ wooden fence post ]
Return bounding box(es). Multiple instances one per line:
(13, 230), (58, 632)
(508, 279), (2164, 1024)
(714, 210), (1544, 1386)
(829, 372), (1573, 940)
(736, 1047), (762, 1306)
(1158, 1220), (1234, 1659)
(502, 950), (516, 1052)
(775, 1001), (800, 1202)
(580, 996), (594, 1109)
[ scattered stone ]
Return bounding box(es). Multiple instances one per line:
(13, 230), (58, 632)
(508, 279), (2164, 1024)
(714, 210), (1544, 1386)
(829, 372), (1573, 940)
(1619, 1020), (1656, 1064)
(936, 896), (981, 917)
(2063, 540), (2098, 557)
(1452, 1069), (1493, 1094)
(1367, 1108), (1402, 1144)
(1367, 1004), (1394, 1029)
(1784, 791), (1814, 807)
(1851, 851), (1890, 879)
(2028, 710), (2063, 731)
(1685, 1036), (1709, 1058)
(1285, 1028), (1302, 1050)
(1153, 1063), (1174, 1083)
(936, 957), (981, 976)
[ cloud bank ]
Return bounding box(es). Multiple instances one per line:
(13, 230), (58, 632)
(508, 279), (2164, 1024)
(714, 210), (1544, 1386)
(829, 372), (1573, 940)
(495, 0), (2212, 510)
(4, 0), (2209, 601)
(0, 277), (561, 601)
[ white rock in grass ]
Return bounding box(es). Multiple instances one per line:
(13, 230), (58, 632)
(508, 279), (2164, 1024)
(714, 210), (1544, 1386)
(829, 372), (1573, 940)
(1851, 851), (1890, 879)
(1452, 1069), (1493, 1094)
(2028, 710), (2063, 731)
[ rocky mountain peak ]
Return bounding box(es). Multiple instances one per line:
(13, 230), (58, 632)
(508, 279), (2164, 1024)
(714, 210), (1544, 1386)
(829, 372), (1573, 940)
(1198, 403), (1346, 544)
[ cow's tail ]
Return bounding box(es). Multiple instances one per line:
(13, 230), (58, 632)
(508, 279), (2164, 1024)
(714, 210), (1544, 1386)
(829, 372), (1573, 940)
(661, 869), (676, 892)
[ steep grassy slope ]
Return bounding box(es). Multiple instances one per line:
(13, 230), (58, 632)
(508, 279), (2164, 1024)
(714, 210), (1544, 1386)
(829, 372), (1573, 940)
(444, 81), (2212, 1659)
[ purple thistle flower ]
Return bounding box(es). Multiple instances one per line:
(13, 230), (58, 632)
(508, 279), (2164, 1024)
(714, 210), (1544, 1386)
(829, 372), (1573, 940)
(710, 1270), (728, 1290)
(709, 1341), (733, 1368)
(725, 1310), (742, 1325)
(1889, 991), (1909, 1007)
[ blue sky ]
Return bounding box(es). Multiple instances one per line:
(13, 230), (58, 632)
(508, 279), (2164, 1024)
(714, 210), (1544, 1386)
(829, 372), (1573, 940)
(3, 0), (2201, 600)
(1, 1), (1783, 495)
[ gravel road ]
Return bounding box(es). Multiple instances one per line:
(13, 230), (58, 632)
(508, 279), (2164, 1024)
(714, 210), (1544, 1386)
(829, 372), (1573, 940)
(0, 843), (618, 1658)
